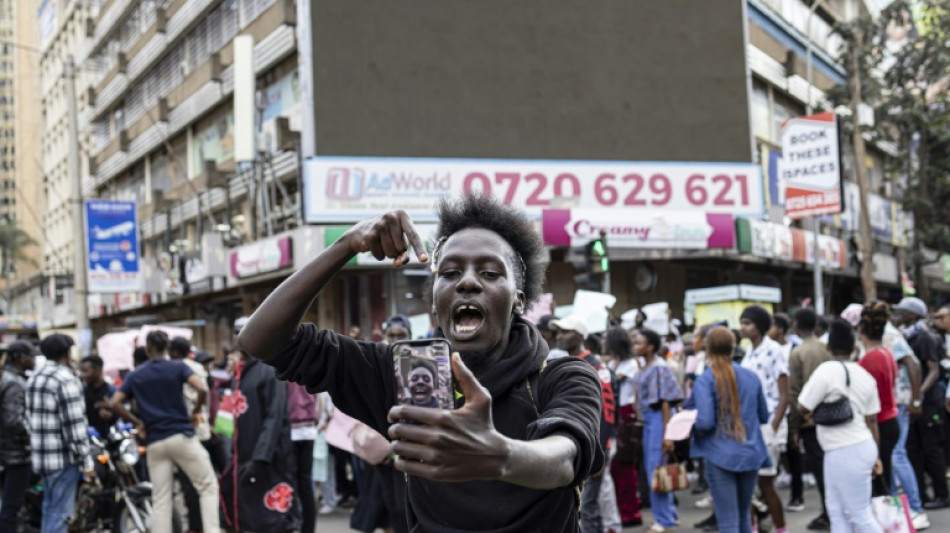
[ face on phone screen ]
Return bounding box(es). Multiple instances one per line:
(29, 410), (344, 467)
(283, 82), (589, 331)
(392, 340), (454, 410)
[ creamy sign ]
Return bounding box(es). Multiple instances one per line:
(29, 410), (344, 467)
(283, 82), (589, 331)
(229, 236), (293, 278)
(542, 209), (734, 249)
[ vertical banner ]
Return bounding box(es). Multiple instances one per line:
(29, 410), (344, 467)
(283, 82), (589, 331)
(85, 200), (141, 293)
(780, 111), (843, 219)
(233, 35), (256, 163)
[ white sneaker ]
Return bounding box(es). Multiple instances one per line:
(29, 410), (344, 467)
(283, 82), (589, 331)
(912, 512), (930, 530)
(695, 495), (713, 509)
(803, 473), (817, 487)
(318, 505), (336, 515)
(776, 472), (791, 489)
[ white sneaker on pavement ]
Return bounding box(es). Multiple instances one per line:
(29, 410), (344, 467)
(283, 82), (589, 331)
(912, 512), (930, 530)
(319, 505), (336, 515)
(695, 495), (713, 509)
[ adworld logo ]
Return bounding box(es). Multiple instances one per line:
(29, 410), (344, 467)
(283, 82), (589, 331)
(325, 166), (452, 200)
(326, 167), (365, 200)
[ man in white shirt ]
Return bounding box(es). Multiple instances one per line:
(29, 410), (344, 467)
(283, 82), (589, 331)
(740, 305), (789, 533)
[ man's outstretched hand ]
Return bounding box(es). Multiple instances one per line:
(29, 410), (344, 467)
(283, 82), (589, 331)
(388, 353), (509, 482)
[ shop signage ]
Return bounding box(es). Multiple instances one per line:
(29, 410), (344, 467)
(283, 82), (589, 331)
(85, 200), (141, 293)
(303, 157), (763, 223)
(873, 254), (899, 284)
(799, 232), (848, 270)
(323, 225), (439, 267)
(780, 111), (842, 219)
(542, 209), (734, 249)
(229, 236), (293, 278)
(736, 218), (847, 269)
(159, 252), (184, 295)
(735, 218), (793, 261)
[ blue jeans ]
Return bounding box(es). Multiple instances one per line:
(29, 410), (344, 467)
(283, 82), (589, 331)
(580, 471), (604, 533)
(705, 462), (758, 533)
(892, 405), (923, 512)
(643, 407), (678, 528)
(41, 465), (79, 533)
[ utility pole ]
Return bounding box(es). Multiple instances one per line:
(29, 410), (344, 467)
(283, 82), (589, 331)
(66, 55), (91, 356)
(805, 1), (825, 315)
(849, 26), (877, 301)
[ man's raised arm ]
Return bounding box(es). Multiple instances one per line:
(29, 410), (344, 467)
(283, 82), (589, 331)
(237, 211), (427, 361)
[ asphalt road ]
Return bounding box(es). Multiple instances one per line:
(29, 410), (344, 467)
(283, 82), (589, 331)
(312, 483), (950, 532)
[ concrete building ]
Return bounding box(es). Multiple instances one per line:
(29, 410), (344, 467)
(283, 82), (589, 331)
(78, 0), (302, 349)
(1, 0), (46, 323)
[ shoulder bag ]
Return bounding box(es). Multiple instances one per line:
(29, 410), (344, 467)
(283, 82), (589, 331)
(811, 361), (853, 426)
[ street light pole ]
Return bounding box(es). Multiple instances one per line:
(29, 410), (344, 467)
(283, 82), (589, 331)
(66, 55), (91, 356)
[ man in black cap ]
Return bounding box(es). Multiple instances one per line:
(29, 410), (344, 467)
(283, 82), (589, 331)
(893, 296), (950, 509)
(0, 342), (36, 532)
(739, 305), (788, 533)
(25, 334), (87, 533)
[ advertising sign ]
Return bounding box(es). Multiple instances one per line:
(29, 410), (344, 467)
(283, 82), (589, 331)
(303, 157), (763, 223)
(85, 200), (141, 293)
(735, 218), (794, 261)
(229, 236), (293, 278)
(780, 111), (842, 219)
(542, 209), (734, 249)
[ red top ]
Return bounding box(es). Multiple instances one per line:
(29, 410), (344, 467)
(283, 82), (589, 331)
(858, 346), (899, 423)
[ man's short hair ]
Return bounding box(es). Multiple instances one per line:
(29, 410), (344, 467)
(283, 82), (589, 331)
(773, 313), (790, 333)
(169, 336), (191, 357)
(133, 347), (148, 366)
(81, 355), (104, 369)
(430, 194), (548, 305)
(794, 308), (817, 333)
(145, 330), (169, 352)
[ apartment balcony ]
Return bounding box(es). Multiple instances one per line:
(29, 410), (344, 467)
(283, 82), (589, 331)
(91, 0), (134, 53)
(92, 22), (297, 187)
(139, 150), (298, 241)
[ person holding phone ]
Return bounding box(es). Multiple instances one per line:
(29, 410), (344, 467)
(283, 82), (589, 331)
(238, 195), (604, 532)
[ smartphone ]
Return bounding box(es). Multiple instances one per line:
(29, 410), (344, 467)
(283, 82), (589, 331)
(391, 338), (454, 410)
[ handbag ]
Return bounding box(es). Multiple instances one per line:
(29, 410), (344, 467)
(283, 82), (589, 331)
(870, 494), (917, 533)
(812, 361), (854, 426)
(651, 452), (690, 493)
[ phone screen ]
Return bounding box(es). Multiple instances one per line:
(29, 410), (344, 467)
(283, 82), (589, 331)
(391, 339), (454, 410)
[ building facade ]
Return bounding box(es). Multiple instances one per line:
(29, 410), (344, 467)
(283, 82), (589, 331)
(40, 0), (922, 354)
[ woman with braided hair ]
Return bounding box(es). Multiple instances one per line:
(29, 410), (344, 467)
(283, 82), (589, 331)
(690, 327), (770, 533)
(857, 301), (900, 497)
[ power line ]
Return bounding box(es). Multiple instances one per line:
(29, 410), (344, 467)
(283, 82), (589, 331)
(0, 40), (43, 55)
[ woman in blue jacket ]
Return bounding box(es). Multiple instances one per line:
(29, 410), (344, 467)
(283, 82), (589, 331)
(691, 327), (771, 533)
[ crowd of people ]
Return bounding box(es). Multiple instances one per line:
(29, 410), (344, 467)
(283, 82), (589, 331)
(4, 195), (950, 533)
(524, 293), (950, 533)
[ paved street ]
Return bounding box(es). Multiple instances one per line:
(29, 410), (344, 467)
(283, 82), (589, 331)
(312, 483), (950, 532)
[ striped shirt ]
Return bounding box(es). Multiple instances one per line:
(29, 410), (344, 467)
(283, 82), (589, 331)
(26, 362), (88, 475)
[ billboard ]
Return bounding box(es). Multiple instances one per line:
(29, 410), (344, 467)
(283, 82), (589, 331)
(85, 200), (141, 293)
(780, 112), (843, 219)
(303, 157), (763, 222)
(308, 0), (751, 163)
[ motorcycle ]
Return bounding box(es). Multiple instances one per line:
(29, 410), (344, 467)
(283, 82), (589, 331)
(18, 422), (171, 533)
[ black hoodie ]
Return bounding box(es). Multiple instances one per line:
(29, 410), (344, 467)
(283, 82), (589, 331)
(270, 317), (604, 532)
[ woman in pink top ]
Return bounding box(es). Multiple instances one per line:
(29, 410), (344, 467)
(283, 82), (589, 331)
(857, 301), (899, 496)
